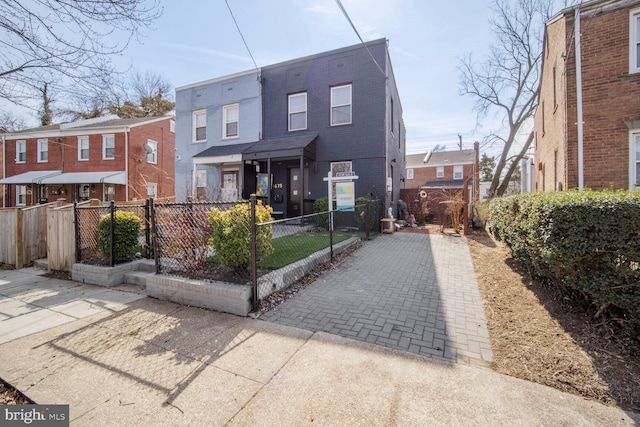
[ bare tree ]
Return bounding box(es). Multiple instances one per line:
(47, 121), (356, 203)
(0, 0), (162, 111)
(459, 0), (554, 198)
(0, 112), (26, 132)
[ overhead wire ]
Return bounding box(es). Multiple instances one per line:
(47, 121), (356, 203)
(224, 0), (259, 71)
(334, 0), (387, 79)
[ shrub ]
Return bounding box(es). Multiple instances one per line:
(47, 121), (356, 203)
(354, 196), (377, 232)
(207, 201), (273, 274)
(489, 190), (640, 336)
(98, 210), (141, 264)
(313, 197), (330, 230)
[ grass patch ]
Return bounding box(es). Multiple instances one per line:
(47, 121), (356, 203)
(259, 231), (361, 269)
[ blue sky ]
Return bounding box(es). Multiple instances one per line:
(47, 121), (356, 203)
(117, 0), (500, 155)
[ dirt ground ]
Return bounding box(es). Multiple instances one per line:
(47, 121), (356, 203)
(465, 226), (640, 413)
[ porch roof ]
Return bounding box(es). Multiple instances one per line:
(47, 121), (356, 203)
(40, 171), (126, 185)
(193, 142), (256, 158)
(0, 170), (62, 184)
(242, 133), (317, 161)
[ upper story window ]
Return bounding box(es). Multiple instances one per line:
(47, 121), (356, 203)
(146, 139), (157, 164)
(454, 165), (463, 180)
(407, 169), (414, 180)
(223, 104), (239, 138)
(78, 136), (89, 161)
(436, 166), (444, 178)
(193, 109), (206, 142)
(288, 92), (307, 131)
(390, 97), (394, 134)
(37, 139), (48, 163)
(631, 8), (640, 73)
(16, 140), (26, 163)
(102, 134), (115, 160)
(331, 84), (352, 126)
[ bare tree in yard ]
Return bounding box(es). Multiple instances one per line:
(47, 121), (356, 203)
(0, 0), (162, 114)
(459, 0), (554, 198)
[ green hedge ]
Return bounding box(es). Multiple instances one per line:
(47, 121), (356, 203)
(489, 190), (640, 336)
(98, 210), (141, 264)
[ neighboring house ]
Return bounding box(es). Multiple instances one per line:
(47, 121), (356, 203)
(405, 144), (479, 198)
(174, 38), (405, 216)
(0, 115), (175, 207)
(534, 0), (640, 192)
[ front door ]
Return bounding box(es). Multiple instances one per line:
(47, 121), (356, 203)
(288, 167), (309, 217)
(221, 171), (238, 202)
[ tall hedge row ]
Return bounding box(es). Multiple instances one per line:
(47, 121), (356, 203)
(489, 190), (640, 335)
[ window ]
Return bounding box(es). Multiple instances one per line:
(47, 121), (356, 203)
(78, 136), (89, 160)
(16, 185), (26, 206)
(390, 97), (394, 134)
(37, 139), (48, 162)
(103, 134), (115, 160)
(331, 84), (352, 126)
(147, 183), (157, 198)
(146, 140), (157, 164)
(631, 132), (640, 190)
(436, 166), (444, 178)
(193, 110), (206, 142)
(630, 8), (640, 73)
(407, 169), (414, 180)
(103, 184), (115, 202)
(552, 62), (559, 109)
(16, 140), (26, 163)
(170, 119), (175, 133)
(288, 93), (307, 131)
(196, 169), (207, 200)
(79, 184), (90, 200)
(454, 165), (463, 180)
(223, 104), (239, 138)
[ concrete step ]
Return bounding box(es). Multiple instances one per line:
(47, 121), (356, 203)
(136, 259), (156, 273)
(123, 270), (154, 287)
(33, 258), (48, 270)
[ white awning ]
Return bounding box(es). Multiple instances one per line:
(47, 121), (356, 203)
(40, 171), (126, 185)
(0, 170), (62, 184)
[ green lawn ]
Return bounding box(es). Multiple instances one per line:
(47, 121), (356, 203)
(259, 231), (362, 269)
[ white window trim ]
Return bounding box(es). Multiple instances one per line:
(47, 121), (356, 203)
(193, 109), (206, 143)
(331, 84), (352, 126)
(16, 140), (26, 164)
(436, 166), (444, 178)
(629, 130), (640, 191)
(37, 139), (48, 163)
(223, 104), (239, 139)
(630, 8), (640, 74)
(407, 169), (414, 180)
(147, 182), (158, 198)
(102, 134), (115, 160)
(16, 185), (27, 206)
(288, 92), (307, 131)
(454, 165), (463, 180)
(78, 136), (89, 161)
(146, 139), (158, 164)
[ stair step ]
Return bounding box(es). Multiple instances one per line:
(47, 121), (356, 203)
(123, 270), (154, 287)
(136, 259), (156, 273)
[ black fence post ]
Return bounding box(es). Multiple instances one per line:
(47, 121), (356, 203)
(144, 198), (151, 259)
(74, 201), (80, 262)
(150, 198), (160, 274)
(365, 199), (371, 240)
(109, 200), (115, 267)
(329, 209), (334, 261)
(250, 194), (258, 312)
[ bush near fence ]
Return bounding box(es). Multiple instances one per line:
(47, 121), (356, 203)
(489, 190), (640, 336)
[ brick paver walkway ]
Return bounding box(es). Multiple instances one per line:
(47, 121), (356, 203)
(260, 231), (493, 365)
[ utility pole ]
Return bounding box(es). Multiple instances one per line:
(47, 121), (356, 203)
(458, 134), (462, 150)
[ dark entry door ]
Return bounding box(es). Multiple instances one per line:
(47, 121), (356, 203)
(288, 167), (309, 217)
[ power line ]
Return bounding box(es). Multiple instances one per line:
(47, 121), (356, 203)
(224, 0), (258, 71)
(334, 0), (387, 79)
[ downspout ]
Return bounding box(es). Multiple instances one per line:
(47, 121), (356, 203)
(1, 134), (5, 207)
(125, 127), (130, 200)
(575, 8), (584, 190)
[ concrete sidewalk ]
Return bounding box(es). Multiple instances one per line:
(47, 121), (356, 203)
(0, 267), (638, 425)
(0, 260), (640, 426)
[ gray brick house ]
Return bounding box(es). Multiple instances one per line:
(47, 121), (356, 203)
(175, 39), (405, 216)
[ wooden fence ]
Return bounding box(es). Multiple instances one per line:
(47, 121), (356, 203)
(0, 201), (63, 268)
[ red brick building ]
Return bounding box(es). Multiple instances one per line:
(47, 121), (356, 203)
(535, 0), (640, 192)
(0, 115), (175, 206)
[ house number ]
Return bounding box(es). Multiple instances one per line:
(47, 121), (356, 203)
(272, 183), (283, 189)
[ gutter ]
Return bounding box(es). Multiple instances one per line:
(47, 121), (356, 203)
(575, 8), (585, 190)
(125, 126), (129, 201)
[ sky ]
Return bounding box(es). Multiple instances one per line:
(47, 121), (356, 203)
(115, 0), (501, 156)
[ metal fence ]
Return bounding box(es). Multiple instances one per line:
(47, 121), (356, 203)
(75, 196), (383, 308)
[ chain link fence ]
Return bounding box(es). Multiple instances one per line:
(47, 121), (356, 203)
(75, 197), (384, 309)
